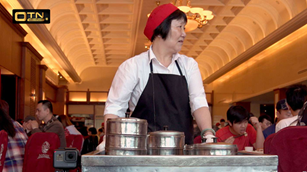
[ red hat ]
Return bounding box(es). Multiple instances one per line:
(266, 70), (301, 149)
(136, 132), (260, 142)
(144, 3), (178, 40)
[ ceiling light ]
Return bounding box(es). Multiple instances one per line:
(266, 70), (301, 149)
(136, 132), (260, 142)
(148, 1), (214, 32)
(175, 0), (214, 32)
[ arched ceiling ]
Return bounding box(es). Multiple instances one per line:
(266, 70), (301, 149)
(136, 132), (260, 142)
(13, 0), (307, 84)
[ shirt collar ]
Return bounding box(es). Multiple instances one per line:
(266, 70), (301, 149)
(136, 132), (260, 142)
(148, 45), (180, 64)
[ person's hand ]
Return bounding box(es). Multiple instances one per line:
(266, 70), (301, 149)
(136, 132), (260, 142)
(203, 134), (215, 143)
(224, 136), (235, 144)
(23, 122), (31, 130)
(249, 117), (261, 129)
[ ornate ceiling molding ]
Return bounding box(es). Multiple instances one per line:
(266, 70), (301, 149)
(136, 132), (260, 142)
(203, 9), (307, 84)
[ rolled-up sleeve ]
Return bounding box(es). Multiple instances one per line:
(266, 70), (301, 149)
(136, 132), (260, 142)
(186, 59), (208, 113)
(104, 59), (138, 117)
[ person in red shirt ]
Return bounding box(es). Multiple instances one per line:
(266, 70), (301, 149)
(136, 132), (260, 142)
(216, 105), (264, 151)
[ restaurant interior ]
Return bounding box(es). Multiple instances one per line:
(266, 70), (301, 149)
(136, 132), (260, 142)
(1, 0), (307, 171)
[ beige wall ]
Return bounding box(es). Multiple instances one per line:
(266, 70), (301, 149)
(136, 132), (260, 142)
(209, 28), (307, 120)
(45, 81), (57, 101)
(250, 103), (261, 117)
(44, 80), (68, 116)
(69, 105), (94, 114)
(53, 86), (67, 115)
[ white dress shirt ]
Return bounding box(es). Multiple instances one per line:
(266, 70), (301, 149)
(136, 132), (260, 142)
(104, 47), (208, 117)
(275, 115), (298, 132)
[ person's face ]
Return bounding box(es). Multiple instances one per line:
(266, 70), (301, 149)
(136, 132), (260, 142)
(229, 120), (248, 135)
(260, 119), (272, 131)
(164, 18), (186, 53)
(277, 109), (292, 121)
(220, 121), (225, 126)
(23, 121), (30, 130)
(36, 103), (49, 121)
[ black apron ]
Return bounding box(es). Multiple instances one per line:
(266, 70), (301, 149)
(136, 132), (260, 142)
(131, 56), (193, 144)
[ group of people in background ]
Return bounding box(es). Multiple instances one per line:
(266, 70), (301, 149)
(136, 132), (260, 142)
(213, 84), (307, 151)
(0, 99), (103, 171)
(0, 84), (306, 171)
(191, 84), (307, 152)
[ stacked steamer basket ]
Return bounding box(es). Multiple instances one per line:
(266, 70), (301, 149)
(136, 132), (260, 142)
(105, 116), (148, 155)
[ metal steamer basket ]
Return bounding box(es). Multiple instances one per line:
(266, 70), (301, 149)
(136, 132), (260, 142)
(147, 127), (185, 155)
(193, 142), (238, 155)
(105, 117), (148, 155)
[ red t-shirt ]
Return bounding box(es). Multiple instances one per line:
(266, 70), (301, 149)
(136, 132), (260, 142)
(216, 124), (257, 150)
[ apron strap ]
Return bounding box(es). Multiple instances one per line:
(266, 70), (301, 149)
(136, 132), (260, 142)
(149, 60), (156, 130)
(150, 61), (153, 73)
(150, 59), (183, 76)
(175, 60), (183, 76)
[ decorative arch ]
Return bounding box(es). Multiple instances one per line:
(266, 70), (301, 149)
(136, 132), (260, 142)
(210, 40), (236, 61)
(205, 46), (230, 65)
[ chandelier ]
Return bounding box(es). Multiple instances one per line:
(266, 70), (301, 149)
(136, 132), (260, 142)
(147, 1), (214, 32)
(174, 0), (214, 32)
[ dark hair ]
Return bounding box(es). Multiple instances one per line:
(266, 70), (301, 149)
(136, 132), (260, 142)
(151, 9), (187, 41)
(58, 114), (73, 128)
(79, 126), (88, 136)
(38, 100), (53, 113)
(0, 99), (9, 116)
(258, 114), (273, 123)
(98, 128), (103, 132)
(0, 103), (16, 138)
(227, 105), (249, 124)
(220, 119), (225, 122)
(249, 112), (254, 117)
(88, 127), (97, 135)
(286, 84), (307, 111)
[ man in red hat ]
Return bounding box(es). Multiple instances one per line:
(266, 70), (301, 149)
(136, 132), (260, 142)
(100, 3), (214, 149)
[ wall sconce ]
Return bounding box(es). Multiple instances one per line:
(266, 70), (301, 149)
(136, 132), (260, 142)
(30, 90), (36, 101)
